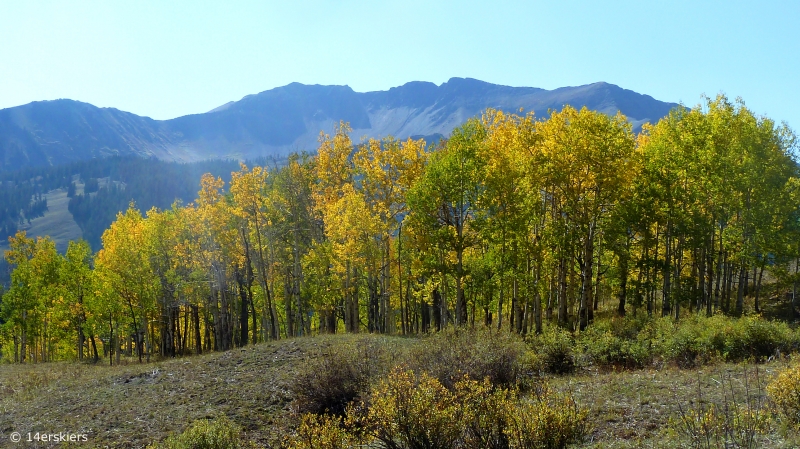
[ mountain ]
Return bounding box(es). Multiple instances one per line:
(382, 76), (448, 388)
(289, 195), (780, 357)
(0, 78), (677, 170)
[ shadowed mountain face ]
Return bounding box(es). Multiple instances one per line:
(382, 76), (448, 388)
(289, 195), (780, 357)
(0, 78), (677, 170)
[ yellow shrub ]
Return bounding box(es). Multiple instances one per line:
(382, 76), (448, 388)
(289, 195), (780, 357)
(767, 362), (800, 427)
(456, 376), (516, 449)
(504, 383), (588, 449)
(291, 367), (588, 449)
(284, 413), (360, 449)
(147, 416), (251, 449)
(366, 367), (465, 449)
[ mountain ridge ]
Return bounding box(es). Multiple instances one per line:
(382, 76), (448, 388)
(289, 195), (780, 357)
(0, 78), (678, 170)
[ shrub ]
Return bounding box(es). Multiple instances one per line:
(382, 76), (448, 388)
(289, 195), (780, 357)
(661, 315), (798, 367)
(284, 413), (361, 449)
(459, 376), (517, 449)
(505, 383), (588, 449)
(662, 316), (715, 368)
(529, 325), (576, 374)
(292, 336), (394, 416)
(147, 416), (249, 449)
(407, 327), (530, 389)
(297, 367), (588, 449)
(365, 367), (467, 449)
(577, 317), (655, 369)
(767, 361), (800, 427)
(728, 316), (797, 362)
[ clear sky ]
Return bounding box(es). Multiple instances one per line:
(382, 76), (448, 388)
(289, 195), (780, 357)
(1, 0), (797, 130)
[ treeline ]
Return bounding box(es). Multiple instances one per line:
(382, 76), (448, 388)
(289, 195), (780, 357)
(1, 95), (798, 363)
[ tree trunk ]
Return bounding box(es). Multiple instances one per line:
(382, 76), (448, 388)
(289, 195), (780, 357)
(662, 222), (672, 317)
(456, 249), (466, 326)
(754, 262), (765, 313)
(579, 225), (595, 331)
(283, 269), (294, 338)
(89, 335), (99, 363)
(617, 250), (628, 317)
(236, 268), (250, 346)
(432, 288), (442, 331)
(558, 256), (568, 325)
(736, 264), (746, 316)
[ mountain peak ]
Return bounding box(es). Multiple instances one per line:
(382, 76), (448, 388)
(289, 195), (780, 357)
(0, 79), (677, 170)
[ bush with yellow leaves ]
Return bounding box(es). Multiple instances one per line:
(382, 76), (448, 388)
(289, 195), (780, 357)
(147, 416), (256, 449)
(284, 413), (363, 449)
(505, 383), (589, 449)
(365, 368), (467, 449)
(291, 366), (587, 449)
(767, 361), (800, 427)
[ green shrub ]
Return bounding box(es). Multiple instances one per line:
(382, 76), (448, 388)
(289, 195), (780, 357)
(660, 315), (798, 367)
(728, 316), (797, 362)
(407, 327), (530, 389)
(661, 316), (715, 368)
(577, 317), (655, 369)
(148, 416), (248, 449)
(530, 314), (798, 371)
(767, 361), (800, 427)
(529, 325), (576, 374)
(293, 336), (394, 416)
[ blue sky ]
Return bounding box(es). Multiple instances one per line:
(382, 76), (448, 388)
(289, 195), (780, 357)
(1, 1), (798, 130)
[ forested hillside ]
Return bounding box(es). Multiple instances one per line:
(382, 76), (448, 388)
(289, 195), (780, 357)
(0, 95), (798, 365)
(0, 157), (243, 250)
(64, 157), (244, 249)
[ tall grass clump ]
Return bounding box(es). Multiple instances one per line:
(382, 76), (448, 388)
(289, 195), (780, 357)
(292, 335), (397, 416)
(673, 366), (770, 449)
(407, 327), (531, 389)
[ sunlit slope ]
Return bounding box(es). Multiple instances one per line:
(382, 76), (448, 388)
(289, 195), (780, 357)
(0, 187), (82, 253)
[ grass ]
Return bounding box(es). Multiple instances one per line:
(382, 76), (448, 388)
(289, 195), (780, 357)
(553, 361), (800, 448)
(0, 334), (414, 448)
(1, 339), (303, 447)
(2, 328), (800, 447)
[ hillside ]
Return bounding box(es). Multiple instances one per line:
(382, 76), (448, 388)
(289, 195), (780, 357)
(1, 330), (798, 448)
(0, 186), (82, 254)
(0, 157), (241, 269)
(0, 79), (677, 170)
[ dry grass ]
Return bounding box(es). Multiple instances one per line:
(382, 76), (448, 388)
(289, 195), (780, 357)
(556, 360), (800, 448)
(1, 339), (303, 448)
(0, 334), (414, 448)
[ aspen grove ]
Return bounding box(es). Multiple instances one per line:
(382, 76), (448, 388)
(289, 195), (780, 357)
(2, 95), (798, 363)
